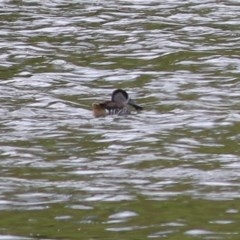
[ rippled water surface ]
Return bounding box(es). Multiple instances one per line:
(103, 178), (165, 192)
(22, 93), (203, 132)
(1, 0), (240, 239)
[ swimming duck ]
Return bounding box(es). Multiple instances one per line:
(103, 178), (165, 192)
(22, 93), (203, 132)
(93, 89), (143, 117)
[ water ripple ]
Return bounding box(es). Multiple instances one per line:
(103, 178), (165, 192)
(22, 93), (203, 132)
(1, 0), (240, 239)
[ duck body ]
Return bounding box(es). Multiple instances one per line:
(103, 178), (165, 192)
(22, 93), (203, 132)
(93, 89), (143, 117)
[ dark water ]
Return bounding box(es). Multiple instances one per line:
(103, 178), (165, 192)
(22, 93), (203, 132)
(1, 0), (240, 239)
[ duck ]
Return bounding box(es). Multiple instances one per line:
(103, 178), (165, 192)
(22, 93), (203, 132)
(92, 89), (143, 117)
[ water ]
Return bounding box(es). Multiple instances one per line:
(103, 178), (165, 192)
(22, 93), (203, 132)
(1, 0), (240, 239)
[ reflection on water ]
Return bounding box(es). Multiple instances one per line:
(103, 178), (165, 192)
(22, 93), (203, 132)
(1, 0), (240, 239)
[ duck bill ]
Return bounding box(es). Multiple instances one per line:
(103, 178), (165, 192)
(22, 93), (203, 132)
(128, 99), (143, 111)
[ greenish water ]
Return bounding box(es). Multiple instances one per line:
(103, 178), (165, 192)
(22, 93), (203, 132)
(1, 0), (240, 239)
(1, 197), (239, 239)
